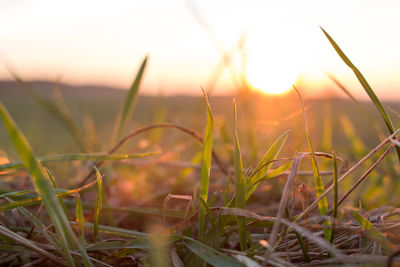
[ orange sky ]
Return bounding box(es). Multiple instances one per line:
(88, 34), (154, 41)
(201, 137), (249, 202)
(1, 0), (400, 99)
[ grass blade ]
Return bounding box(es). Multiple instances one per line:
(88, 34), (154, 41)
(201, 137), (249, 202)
(0, 102), (93, 266)
(79, 222), (147, 238)
(183, 237), (244, 267)
(246, 162), (292, 200)
(198, 89), (214, 240)
(233, 99), (247, 251)
(330, 152), (338, 245)
(115, 56), (148, 140)
(294, 88), (331, 241)
(321, 27), (400, 162)
(352, 211), (393, 253)
(0, 152), (160, 171)
(45, 168), (71, 222)
(75, 194), (85, 245)
(245, 130), (289, 200)
(93, 167), (103, 243)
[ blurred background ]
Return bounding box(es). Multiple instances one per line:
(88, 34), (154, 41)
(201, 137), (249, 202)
(1, 0), (400, 98)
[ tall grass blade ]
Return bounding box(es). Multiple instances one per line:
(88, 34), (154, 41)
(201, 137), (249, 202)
(93, 167), (103, 243)
(351, 211), (392, 253)
(294, 88), (331, 241)
(183, 237), (244, 267)
(0, 102), (93, 266)
(233, 99), (247, 251)
(198, 89), (214, 240)
(321, 27), (400, 162)
(115, 56), (148, 140)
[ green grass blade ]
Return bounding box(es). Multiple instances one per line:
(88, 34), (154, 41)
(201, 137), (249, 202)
(79, 222), (147, 238)
(245, 130), (289, 200)
(44, 168), (71, 222)
(246, 162), (292, 200)
(0, 102), (76, 266)
(285, 206), (310, 262)
(351, 211), (392, 253)
(0, 102), (93, 267)
(198, 90), (214, 240)
(294, 88), (331, 241)
(115, 56), (148, 140)
(321, 27), (400, 162)
(0, 152), (159, 171)
(233, 99), (247, 251)
(93, 167), (103, 243)
(0, 190), (37, 201)
(183, 237), (244, 267)
(250, 130), (290, 177)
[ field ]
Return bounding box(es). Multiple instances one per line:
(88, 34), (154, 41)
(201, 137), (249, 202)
(1, 34), (400, 266)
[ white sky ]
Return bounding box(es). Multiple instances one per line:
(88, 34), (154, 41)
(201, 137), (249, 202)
(1, 0), (400, 99)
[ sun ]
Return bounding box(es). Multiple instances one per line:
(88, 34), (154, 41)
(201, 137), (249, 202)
(245, 19), (306, 95)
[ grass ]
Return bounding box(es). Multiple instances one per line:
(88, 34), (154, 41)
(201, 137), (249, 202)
(198, 89), (214, 241)
(0, 29), (400, 266)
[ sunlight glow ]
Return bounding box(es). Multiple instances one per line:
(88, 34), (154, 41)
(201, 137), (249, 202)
(245, 14), (307, 95)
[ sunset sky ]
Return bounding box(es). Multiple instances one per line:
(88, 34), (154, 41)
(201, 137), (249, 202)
(1, 0), (400, 99)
